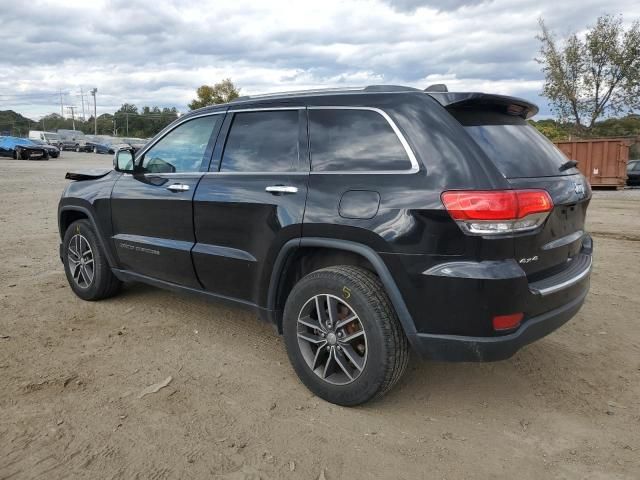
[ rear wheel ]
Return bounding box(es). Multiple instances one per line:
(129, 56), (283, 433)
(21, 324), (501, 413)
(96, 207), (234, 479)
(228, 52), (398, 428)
(62, 220), (121, 301)
(75, 145), (81, 152)
(283, 265), (409, 406)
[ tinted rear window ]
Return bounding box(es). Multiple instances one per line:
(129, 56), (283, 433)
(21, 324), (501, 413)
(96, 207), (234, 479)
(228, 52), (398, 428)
(451, 109), (577, 178)
(309, 109), (411, 172)
(221, 110), (299, 172)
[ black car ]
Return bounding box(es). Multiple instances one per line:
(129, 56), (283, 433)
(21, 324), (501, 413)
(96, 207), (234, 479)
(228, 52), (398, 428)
(0, 136), (50, 160)
(85, 141), (115, 155)
(627, 160), (640, 186)
(57, 85), (593, 405)
(29, 139), (61, 158)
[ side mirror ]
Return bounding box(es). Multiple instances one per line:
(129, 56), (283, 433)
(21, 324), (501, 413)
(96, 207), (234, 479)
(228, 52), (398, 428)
(114, 148), (135, 173)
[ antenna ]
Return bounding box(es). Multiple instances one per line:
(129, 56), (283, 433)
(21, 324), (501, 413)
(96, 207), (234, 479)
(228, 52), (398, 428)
(424, 84), (448, 93)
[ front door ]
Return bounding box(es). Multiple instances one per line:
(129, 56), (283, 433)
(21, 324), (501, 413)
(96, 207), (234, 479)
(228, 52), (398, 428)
(192, 108), (309, 305)
(110, 113), (224, 287)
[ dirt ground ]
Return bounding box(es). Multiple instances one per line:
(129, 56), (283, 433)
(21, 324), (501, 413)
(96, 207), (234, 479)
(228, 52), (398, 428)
(1, 153), (639, 480)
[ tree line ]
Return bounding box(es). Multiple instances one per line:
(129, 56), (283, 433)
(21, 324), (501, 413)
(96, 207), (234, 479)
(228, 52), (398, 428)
(31, 104), (179, 138)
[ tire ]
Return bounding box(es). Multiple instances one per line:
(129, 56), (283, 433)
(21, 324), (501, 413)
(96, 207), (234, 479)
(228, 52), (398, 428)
(75, 145), (80, 152)
(19, 148), (30, 160)
(93, 147), (98, 154)
(62, 219), (121, 301)
(283, 265), (409, 406)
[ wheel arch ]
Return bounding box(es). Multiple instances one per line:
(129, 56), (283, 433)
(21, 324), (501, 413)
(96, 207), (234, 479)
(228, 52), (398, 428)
(268, 238), (418, 344)
(59, 205), (118, 268)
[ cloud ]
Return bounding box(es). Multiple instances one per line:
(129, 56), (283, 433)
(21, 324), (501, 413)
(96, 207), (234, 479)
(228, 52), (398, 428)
(0, 0), (638, 119)
(381, 0), (489, 12)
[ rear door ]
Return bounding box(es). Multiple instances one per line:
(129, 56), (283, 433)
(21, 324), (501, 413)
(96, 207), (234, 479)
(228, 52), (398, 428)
(110, 113), (224, 287)
(457, 110), (590, 277)
(192, 108), (309, 304)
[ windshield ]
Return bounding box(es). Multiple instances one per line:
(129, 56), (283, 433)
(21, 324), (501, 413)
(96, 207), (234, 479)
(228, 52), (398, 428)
(451, 109), (579, 178)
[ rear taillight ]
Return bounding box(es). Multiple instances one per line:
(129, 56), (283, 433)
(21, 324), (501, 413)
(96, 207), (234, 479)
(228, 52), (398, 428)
(441, 189), (553, 235)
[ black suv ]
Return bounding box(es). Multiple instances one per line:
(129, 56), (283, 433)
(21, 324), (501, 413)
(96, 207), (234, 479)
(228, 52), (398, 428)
(58, 85), (593, 406)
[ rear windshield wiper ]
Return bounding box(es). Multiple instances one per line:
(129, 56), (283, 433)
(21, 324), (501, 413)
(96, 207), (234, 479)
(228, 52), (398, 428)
(559, 159), (579, 172)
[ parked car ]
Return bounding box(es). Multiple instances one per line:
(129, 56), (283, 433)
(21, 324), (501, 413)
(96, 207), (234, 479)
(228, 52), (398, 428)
(29, 130), (61, 148)
(0, 136), (50, 160)
(57, 129), (90, 152)
(85, 141), (115, 154)
(626, 160), (640, 186)
(58, 85), (593, 406)
(29, 139), (61, 158)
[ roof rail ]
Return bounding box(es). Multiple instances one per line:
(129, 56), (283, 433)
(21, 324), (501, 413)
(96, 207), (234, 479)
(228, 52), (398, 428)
(231, 86), (366, 102)
(363, 85), (422, 92)
(230, 84), (421, 102)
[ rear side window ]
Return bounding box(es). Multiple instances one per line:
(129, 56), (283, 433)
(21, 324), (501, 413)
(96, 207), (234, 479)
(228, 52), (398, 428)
(309, 109), (411, 172)
(452, 109), (576, 178)
(221, 110), (299, 172)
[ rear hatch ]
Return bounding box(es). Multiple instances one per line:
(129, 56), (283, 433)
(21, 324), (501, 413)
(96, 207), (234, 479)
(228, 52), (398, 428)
(444, 98), (591, 278)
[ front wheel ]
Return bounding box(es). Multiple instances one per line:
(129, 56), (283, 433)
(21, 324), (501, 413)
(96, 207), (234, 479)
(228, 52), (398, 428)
(62, 220), (121, 300)
(283, 266), (409, 406)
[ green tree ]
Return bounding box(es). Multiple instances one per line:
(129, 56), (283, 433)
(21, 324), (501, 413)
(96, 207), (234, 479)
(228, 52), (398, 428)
(530, 119), (572, 141)
(188, 79), (240, 110)
(537, 15), (640, 132)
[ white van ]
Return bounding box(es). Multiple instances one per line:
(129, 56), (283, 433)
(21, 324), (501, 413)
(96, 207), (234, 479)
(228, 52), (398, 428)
(29, 130), (60, 145)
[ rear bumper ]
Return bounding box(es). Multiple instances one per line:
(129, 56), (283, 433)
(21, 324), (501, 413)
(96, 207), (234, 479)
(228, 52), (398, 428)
(408, 287), (587, 361)
(385, 235), (593, 361)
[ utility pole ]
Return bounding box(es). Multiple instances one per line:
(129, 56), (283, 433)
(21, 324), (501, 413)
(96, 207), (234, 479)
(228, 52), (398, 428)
(90, 88), (97, 135)
(59, 89), (64, 117)
(80, 87), (86, 121)
(113, 119), (117, 136)
(66, 106), (77, 130)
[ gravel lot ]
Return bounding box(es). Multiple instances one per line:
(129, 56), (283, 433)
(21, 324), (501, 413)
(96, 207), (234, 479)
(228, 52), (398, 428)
(1, 153), (639, 480)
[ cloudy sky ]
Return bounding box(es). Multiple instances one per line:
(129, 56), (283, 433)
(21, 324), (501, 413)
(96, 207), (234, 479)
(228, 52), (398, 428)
(1, 0), (638, 120)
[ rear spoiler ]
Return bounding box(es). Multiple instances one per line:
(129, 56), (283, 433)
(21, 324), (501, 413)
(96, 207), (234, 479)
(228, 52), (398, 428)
(426, 92), (539, 119)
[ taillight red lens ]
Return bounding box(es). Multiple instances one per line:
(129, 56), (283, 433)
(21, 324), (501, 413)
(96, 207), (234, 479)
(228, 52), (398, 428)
(493, 313), (523, 331)
(441, 190), (553, 221)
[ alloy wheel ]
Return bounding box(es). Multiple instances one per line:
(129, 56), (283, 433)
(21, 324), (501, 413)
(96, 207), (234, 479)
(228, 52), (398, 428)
(297, 294), (367, 385)
(67, 234), (95, 289)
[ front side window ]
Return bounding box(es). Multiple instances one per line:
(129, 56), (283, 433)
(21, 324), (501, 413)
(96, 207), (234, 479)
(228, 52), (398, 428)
(309, 109), (412, 172)
(220, 110), (299, 172)
(141, 115), (219, 173)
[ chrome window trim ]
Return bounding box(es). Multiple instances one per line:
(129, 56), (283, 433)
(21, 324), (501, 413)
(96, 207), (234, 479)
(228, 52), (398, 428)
(307, 106), (420, 175)
(134, 110), (227, 162)
(132, 106), (420, 176)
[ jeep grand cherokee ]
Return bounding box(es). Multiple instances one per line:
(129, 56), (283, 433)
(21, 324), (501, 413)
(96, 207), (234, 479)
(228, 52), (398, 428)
(58, 85), (592, 406)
